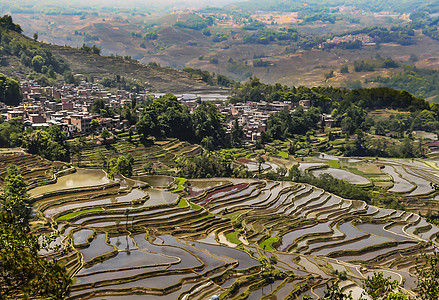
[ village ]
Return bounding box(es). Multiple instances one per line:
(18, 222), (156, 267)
(4, 80), (334, 143)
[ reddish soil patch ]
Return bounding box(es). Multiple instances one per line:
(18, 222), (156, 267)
(237, 158), (252, 164)
(196, 183), (249, 206)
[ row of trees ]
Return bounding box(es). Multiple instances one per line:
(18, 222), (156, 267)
(0, 118), (70, 161)
(230, 77), (429, 112)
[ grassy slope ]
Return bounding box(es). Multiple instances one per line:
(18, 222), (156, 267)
(0, 29), (219, 93)
(48, 43), (216, 93)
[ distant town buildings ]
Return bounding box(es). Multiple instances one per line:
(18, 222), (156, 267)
(6, 80), (333, 143)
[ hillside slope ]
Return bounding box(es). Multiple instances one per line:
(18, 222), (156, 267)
(47, 44), (215, 93)
(0, 23), (219, 93)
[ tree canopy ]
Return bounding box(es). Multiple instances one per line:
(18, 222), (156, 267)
(0, 73), (21, 106)
(0, 165), (71, 299)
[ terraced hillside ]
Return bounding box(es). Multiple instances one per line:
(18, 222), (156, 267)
(29, 166), (439, 299)
(71, 138), (202, 174)
(48, 44), (218, 93)
(0, 148), (67, 188)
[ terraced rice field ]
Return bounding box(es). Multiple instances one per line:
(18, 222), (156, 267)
(0, 149), (67, 187)
(32, 169), (439, 299)
(72, 139), (202, 174)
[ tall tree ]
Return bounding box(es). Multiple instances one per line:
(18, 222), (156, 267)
(0, 166), (71, 299)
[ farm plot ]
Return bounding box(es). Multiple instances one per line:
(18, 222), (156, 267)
(29, 168), (439, 299)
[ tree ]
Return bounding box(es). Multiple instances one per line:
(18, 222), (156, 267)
(363, 272), (408, 300)
(91, 98), (108, 114)
(0, 165), (30, 222)
(0, 73), (21, 106)
(108, 154), (134, 178)
(192, 101), (227, 148)
(0, 166), (71, 299)
(416, 252), (439, 299)
(231, 118), (244, 147)
(257, 155), (265, 175)
(23, 129), (69, 161)
(136, 94), (194, 141)
(101, 129), (110, 143)
(90, 119), (100, 136)
(33, 32), (38, 41)
(323, 281), (353, 299)
(32, 55), (45, 73)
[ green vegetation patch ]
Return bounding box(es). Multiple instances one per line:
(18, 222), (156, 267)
(259, 237), (279, 251)
(169, 177), (188, 193)
(226, 231), (242, 245)
(178, 198), (188, 208)
(277, 151), (289, 159)
(327, 161), (340, 169)
(189, 200), (202, 211)
(225, 209), (251, 221)
(56, 208), (104, 221)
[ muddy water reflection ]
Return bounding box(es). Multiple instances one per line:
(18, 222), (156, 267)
(30, 169), (110, 196)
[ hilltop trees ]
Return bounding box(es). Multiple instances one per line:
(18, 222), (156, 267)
(0, 15), (22, 33)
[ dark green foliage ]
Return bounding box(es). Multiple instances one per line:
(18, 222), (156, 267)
(243, 30), (298, 45)
(0, 73), (21, 106)
(363, 272), (408, 299)
(231, 118), (244, 147)
(229, 77), (291, 104)
(354, 60), (375, 72)
(266, 106), (321, 139)
(253, 59), (270, 67)
(291, 167), (370, 202)
(0, 19), (69, 77)
(300, 12), (336, 24)
(323, 281), (353, 299)
(174, 14), (212, 31)
(143, 31), (158, 40)
(340, 65), (349, 74)
(183, 68), (214, 85)
(212, 33), (227, 43)
(176, 152), (234, 178)
(0, 117), (24, 147)
(23, 125), (69, 161)
(182, 68), (235, 87)
(192, 101), (227, 148)
(99, 75), (144, 93)
(136, 94), (195, 141)
(0, 15), (22, 33)
(416, 252), (439, 300)
(370, 66), (439, 99)
(0, 165), (30, 222)
(0, 166), (71, 299)
(108, 153), (134, 178)
(242, 19), (266, 30)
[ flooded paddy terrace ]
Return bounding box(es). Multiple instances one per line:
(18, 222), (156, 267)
(29, 167), (439, 299)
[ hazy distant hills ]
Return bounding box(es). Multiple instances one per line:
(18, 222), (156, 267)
(5, 0), (439, 98)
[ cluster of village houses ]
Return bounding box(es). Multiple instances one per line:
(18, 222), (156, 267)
(3, 80), (334, 142)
